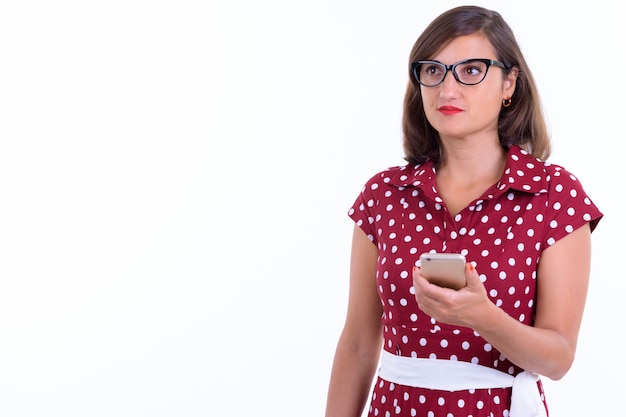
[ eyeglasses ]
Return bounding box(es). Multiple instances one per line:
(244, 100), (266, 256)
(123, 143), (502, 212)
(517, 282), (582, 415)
(410, 58), (509, 87)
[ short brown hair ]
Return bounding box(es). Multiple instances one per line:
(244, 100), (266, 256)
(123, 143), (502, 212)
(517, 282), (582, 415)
(402, 6), (550, 165)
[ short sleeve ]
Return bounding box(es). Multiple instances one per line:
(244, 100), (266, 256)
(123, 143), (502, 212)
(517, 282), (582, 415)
(542, 165), (603, 249)
(347, 171), (386, 246)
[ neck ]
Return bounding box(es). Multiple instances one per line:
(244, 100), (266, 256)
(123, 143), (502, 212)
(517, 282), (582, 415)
(434, 141), (508, 216)
(437, 140), (507, 185)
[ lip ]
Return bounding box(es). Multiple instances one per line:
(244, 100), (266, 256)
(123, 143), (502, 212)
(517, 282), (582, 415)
(438, 105), (463, 115)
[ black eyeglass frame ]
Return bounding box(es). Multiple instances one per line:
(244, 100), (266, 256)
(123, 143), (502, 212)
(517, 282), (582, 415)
(410, 58), (510, 87)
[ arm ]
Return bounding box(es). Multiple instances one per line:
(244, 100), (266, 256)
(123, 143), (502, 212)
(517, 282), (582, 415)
(325, 225), (383, 417)
(413, 223), (592, 380)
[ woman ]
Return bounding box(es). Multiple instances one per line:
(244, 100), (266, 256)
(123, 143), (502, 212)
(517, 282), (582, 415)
(325, 6), (603, 417)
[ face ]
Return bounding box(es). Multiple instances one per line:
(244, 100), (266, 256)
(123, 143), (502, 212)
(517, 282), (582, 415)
(420, 33), (518, 143)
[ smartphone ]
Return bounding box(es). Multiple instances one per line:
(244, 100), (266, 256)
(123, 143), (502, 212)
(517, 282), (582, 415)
(419, 253), (467, 290)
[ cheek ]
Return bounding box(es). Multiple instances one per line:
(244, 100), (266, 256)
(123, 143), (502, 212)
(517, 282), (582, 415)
(420, 90), (438, 113)
(467, 99), (502, 126)
(467, 87), (503, 113)
(420, 86), (435, 103)
(421, 103), (439, 127)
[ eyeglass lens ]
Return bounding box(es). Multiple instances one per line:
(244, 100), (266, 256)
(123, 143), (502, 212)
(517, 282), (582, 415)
(418, 60), (490, 86)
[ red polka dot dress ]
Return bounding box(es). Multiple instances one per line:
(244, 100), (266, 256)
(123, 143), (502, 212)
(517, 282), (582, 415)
(348, 146), (603, 417)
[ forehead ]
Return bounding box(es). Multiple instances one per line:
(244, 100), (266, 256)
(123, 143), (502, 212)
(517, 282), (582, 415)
(431, 33), (497, 63)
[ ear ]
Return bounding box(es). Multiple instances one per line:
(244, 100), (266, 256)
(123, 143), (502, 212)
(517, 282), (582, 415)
(503, 67), (519, 98)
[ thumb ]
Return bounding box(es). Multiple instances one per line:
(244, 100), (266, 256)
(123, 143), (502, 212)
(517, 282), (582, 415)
(465, 262), (482, 287)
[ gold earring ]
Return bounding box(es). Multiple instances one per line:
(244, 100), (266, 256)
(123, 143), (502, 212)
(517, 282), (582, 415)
(502, 97), (512, 107)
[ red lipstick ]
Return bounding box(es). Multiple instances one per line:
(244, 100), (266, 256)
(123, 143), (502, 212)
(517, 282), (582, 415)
(438, 105), (463, 115)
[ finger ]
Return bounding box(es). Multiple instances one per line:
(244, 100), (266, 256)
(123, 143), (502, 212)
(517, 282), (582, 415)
(412, 266), (442, 297)
(412, 265), (427, 287)
(414, 266), (454, 302)
(464, 263), (489, 295)
(412, 266), (438, 304)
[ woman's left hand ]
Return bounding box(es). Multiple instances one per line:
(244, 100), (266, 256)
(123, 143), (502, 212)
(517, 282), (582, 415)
(412, 263), (492, 328)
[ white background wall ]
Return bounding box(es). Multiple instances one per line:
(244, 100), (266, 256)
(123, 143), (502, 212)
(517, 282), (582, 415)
(0, 1), (623, 416)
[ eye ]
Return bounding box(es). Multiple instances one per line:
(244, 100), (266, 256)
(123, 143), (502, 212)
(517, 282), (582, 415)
(456, 61), (488, 80)
(461, 64), (482, 76)
(424, 64), (443, 76)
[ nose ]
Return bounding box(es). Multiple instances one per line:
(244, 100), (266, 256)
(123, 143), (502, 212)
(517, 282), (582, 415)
(439, 68), (460, 97)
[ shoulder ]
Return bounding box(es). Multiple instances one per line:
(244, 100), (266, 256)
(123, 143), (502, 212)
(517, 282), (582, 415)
(508, 145), (580, 185)
(504, 146), (603, 233)
(542, 161), (588, 196)
(504, 146), (584, 194)
(539, 160), (603, 233)
(358, 164), (418, 192)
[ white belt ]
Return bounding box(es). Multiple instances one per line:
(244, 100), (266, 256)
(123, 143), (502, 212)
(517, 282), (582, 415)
(379, 350), (547, 417)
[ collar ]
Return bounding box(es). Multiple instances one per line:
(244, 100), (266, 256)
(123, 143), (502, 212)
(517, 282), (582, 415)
(387, 145), (549, 195)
